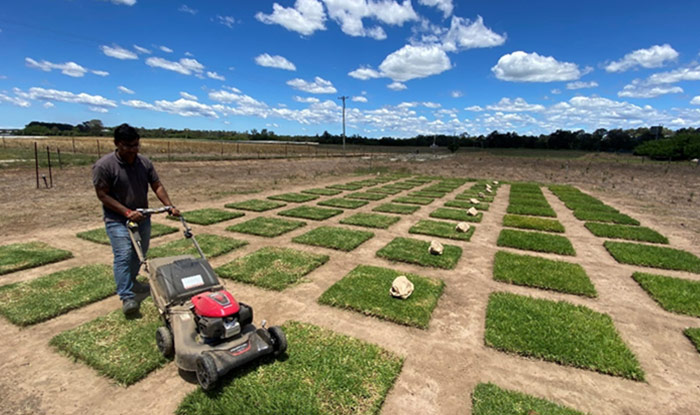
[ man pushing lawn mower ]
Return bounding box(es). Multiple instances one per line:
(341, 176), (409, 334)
(92, 123), (181, 316)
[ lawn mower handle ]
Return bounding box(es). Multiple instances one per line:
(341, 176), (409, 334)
(136, 206), (174, 216)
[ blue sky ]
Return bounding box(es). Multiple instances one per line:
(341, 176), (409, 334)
(1, 0), (699, 137)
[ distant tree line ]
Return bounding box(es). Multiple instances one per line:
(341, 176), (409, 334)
(13, 120), (700, 160)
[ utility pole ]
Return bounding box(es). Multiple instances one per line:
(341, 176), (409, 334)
(338, 96), (348, 152)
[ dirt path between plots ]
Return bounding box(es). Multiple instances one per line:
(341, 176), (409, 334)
(0, 152), (699, 415)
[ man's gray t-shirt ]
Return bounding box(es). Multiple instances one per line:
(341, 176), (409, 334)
(92, 151), (160, 222)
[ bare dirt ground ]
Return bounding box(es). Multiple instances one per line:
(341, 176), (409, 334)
(0, 151), (699, 415)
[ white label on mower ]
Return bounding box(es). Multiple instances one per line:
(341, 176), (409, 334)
(181, 274), (204, 289)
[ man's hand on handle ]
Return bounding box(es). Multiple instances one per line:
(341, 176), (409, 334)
(168, 206), (181, 217)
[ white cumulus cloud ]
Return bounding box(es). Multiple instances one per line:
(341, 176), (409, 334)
(491, 51), (585, 82)
(566, 81), (598, 90)
(348, 67), (382, 80)
(110, 0), (136, 5)
(691, 96), (700, 105)
(486, 97), (545, 112)
(25, 58), (88, 77)
(294, 96), (320, 103)
(352, 96), (368, 102)
(178, 4), (197, 14)
(255, 53), (297, 71)
(100, 44), (138, 60)
(133, 45), (151, 54)
(618, 80), (683, 98)
(646, 64), (700, 84)
(160, 46), (174, 53)
(180, 92), (198, 100)
(118, 86), (135, 94)
(17, 87), (117, 108)
(207, 71), (226, 81)
(256, 0), (326, 36)
(146, 57), (204, 76)
(451, 90), (463, 98)
(379, 44), (451, 82)
(418, 0), (453, 18)
(387, 81), (407, 90)
(286, 76), (337, 93)
(441, 16), (506, 52)
(216, 15), (236, 28)
(605, 44), (678, 73)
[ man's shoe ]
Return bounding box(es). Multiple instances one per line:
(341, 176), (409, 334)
(122, 299), (139, 316)
(131, 281), (150, 294)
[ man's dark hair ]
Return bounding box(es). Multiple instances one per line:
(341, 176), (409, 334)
(114, 123), (140, 144)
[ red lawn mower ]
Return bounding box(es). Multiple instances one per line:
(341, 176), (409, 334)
(127, 207), (287, 390)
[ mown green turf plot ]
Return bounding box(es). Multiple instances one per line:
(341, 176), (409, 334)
(328, 183), (364, 191)
(409, 190), (446, 198)
(278, 206), (343, 221)
(685, 328), (700, 354)
(485, 292), (644, 381)
(301, 187), (343, 196)
(372, 203), (420, 215)
(319, 265), (444, 329)
(493, 251), (596, 297)
(224, 199), (286, 212)
(574, 210), (640, 225)
(502, 214), (565, 233)
(392, 196), (434, 205)
(176, 321), (403, 415)
(318, 198), (369, 209)
(50, 299), (167, 385)
(340, 213), (400, 229)
(443, 200), (489, 211)
(605, 241), (700, 273)
(293, 226), (374, 251)
(472, 383), (584, 415)
(409, 219), (475, 241)
(0, 264), (114, 326)
(226, 217), (306, 237)
(633, 272), (700, 317)
(267, 193), (319, 203)
(77, 223), (178, 245)
(430, 208), (483, 222)
(366, 186), (403, 195)
(497, 229), (576, 256)
(506, 204), (557, 218)
(456, 192), (494, 203)
(585, 222), (668, 244)
(0, 242), (73, 276)
(216, 247), (329, 291)
(148, 234), (247, 259)
(167, 208), (244, 225)
(377, 237), (462, 270)
(345, 192), (387, 201)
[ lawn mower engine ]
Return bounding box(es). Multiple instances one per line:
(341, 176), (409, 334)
(191, 290), (253, 342)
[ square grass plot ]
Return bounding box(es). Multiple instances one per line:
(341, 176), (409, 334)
(633, 272), (700, 317)
(327, 183), (364, 191)
(340, 213), (400, 229)
(392, 196), (433, 205)
(0, 264), (114, 326)
(319, 265), (444, 329)
(430, 207), (483, 223)
(493, 251), (596, 297)
(605, 241), (700, 273)
(377, 237), (462, 270)
(685, 328), (700, 354)
(301, 188), (343, 196)
(77, 223), (178, 245)
(345, 192), (387, 201)
(497, 229), (575, 256)
(409, 219), (475, 241)
(372, 203), (420, 215)
(506, 204), (557, 218)
(50, 299), (167, 385)
(318, 198), (369, 209)
(472, 383), (584, 415)
(267, 193), (319, 203)
(227, 217), (306, 238)
(293, 226), (373, 252)
(585, 223), (668, 244)
(168, 208), (244, 225)
(224, 199), (286, 212)
(148, 234), (247, 259)
(279, 206), (343, 221)
(216, 247), (329, 291)
(485, 292), (644, 381)
(0, 242), (72, 276)
(573, 210), (639, 225)
(175, 321), (403, 415)
(444, 200), (489, 211)
(503, 214), (565, 233)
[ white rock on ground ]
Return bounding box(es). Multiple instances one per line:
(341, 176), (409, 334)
(469, 198), (480, 204)
(467, 207), (478, 216)
(429, 240), (444, 255)
(390, 276), (414, 299)
(455, 222), (470, 233)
